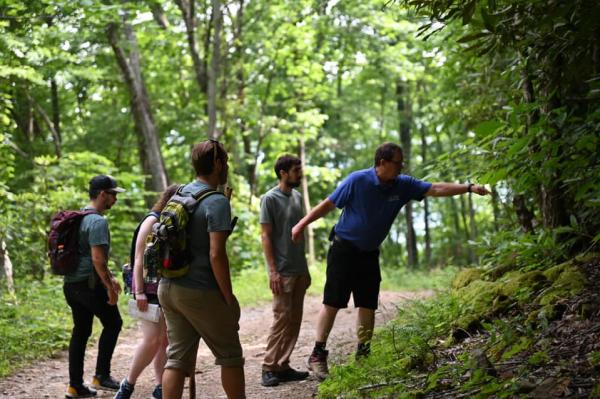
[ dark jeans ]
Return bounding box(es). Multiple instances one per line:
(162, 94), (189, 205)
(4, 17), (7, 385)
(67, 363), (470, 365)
(63, 281), (122, 387)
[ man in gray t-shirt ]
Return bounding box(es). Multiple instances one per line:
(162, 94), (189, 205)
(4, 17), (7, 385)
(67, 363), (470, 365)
(260, 155), (311, 387)
(159, 140), (245, 399)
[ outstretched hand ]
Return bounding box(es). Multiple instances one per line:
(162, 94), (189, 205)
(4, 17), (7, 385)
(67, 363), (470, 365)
(471, 184), (491, 196)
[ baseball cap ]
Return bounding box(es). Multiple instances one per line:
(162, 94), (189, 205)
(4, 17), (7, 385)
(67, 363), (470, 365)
(89, 175), (126, 193)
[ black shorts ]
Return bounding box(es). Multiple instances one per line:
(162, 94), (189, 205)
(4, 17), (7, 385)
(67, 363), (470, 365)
(323, 237), (381, 310)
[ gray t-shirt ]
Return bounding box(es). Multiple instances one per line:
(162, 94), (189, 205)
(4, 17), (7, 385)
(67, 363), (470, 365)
(259, 186), (308, 276)
(166, 180), (231, 290)
(64, 207), (109, 283)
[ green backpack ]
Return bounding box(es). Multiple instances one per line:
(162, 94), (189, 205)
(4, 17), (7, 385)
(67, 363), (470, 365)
(145, 186), (222, 279)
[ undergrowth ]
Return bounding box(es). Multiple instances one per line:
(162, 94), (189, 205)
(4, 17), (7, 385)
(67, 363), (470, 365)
(317, 232), (596, 399)
(0, 276), (134, 378)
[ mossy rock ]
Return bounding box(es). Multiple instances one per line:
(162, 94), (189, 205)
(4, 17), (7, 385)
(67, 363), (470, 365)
(485, 262), (517, 280)
(499, 270), (548, 302)
(452, 280), (502, 336)
(542, 262), (570, 282)
(452, 268), (483, 290)
(538, 265), (586, 306)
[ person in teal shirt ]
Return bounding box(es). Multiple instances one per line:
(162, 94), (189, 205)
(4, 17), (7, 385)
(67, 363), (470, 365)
(64, 175), (125, 398)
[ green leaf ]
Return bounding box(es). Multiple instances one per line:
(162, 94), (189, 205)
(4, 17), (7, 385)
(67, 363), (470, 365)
(473, 120), (503, 137)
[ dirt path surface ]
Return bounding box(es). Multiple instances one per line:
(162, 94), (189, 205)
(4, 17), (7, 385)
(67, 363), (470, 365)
(0, 291), (430, 399)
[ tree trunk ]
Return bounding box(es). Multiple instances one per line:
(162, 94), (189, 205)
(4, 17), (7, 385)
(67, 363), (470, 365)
(420, 126), (431, 267)
(175, 0), (209, 97)
(28, 93), (61, 158)
(467, 192), (478, 264)
(0, 239), (15, 297)
(106, 20), (169, 197)
(300, 139), (315, 268)
(207, 0), (222, 138)
(491, 186), (500, 232)
(396, 80), (418, 267)
(50, 78), (61, 146)
(149, 1), (170, 29)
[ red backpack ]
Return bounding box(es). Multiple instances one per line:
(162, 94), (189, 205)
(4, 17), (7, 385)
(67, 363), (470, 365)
(47, 210), (98, 275)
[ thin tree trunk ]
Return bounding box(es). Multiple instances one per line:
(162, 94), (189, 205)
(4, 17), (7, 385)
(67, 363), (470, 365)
(0, 239), (15, 296)
(491, 186), (500, 232)
(397, 80), (418, 267)
(420, 126), (431, 267)
(28, 93), (61, 157)
(176, 0), (209, 97)
(207, 0), (222, 138)
(300, 139), (315, 268)
(106, 20), (168, 197)
(467, 192), (478, 264)
(149, 1), (170, 29)
(50, 78), (61, 145)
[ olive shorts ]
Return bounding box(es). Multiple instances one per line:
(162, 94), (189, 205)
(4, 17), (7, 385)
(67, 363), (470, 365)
(158, 281), (244, 376)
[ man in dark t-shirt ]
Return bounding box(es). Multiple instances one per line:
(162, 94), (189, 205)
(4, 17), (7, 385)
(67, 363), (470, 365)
(292, 142), (490, 380)
(259, 155), (310, 387)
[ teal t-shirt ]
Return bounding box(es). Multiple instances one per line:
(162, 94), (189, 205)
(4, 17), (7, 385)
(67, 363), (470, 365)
(64, 207), (110, 283)
(166, 180), (231, 290)
(259, 186), (308, 276)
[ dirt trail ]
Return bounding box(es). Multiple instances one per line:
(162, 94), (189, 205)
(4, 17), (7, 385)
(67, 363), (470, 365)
(0, 291), (430, 399)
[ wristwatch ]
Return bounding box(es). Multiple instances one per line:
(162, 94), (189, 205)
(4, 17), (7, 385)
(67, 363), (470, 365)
(467, 183), (474, 193)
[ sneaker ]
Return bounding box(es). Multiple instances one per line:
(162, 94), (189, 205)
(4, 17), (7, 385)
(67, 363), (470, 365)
(261, 370), (280, 387)
(276, 368), (309, 382)
(151, 384), (162, 399)
(113, 379), (134, 399)
(307, 349), (329, 381)
(65, 384), (97, 398)
(91, 374), (120, 391)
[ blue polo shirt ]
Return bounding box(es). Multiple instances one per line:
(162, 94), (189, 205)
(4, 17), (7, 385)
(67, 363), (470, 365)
(328, 168), (432, 251)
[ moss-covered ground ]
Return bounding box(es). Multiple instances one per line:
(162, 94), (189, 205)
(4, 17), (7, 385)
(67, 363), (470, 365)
(318, 253), (600, 398)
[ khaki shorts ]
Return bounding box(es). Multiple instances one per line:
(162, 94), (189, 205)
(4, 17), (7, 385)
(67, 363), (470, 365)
(158, 281), (244, 376)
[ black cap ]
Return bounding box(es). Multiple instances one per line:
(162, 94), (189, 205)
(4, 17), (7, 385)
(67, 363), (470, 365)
(89, 175), (126, 193)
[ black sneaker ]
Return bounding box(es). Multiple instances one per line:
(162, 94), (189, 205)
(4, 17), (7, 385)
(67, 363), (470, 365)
(113, 379), (134, 399)
(276, 368), (309, 382)
(65, 384), (97, 398)
(151, 384), (162, 399)
(261, 370), (280, 387)
(91, 375), (120, 391)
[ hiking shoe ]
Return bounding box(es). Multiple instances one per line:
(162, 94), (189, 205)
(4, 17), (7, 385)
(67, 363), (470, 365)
(91, 374), (120, 391)
(261, 370), (280, 387)
(151, 384), (163, 399)
(113, 379), (134, 399)
(65, 384), (97, 398)
(307, 349), (329, 381)
(276, 367), (309, 382)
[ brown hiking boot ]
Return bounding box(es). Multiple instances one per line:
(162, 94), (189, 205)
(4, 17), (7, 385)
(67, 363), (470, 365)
(307, 349), (329, 381)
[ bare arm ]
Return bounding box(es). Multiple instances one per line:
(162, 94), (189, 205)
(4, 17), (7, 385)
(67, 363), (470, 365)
(209, 230), (235, 305)
(91, 245), (121, 305)
(133, 216), (157, 311)
(261, 223), (282, 295)
(425, 182), (490, 197)
(291, 198), (336, 243)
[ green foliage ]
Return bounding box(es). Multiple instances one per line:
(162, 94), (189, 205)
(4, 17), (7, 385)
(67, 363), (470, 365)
(0, 277), (134, 378)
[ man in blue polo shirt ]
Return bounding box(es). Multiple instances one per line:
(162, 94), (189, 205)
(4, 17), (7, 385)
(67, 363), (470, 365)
(291, 142), (490, 380)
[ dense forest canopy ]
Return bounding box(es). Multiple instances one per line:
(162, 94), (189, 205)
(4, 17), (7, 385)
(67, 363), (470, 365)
(1, 0), (599, 288)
